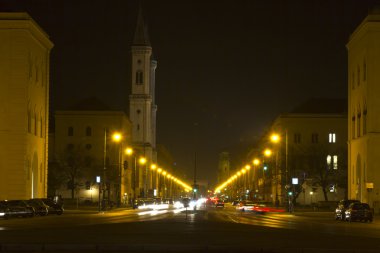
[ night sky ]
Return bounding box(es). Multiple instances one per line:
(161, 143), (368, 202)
(1, 0), (376, 186)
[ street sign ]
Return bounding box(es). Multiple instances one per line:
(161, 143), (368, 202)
(96, 176), (101, 183)
(292, 178), (298, 185)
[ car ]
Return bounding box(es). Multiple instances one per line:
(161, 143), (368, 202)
(27, 199), (49, 216)
(335, 199), (360, 220)
(251, 203), (285, 214)
(32, 198), (64, 215)
(215, 200), (224, 208)
(0, 200), (35, 218)
(345, 202), (373, 222)
(236, 201), (256, 212)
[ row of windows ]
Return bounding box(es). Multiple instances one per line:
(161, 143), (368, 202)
(27, 110), (44, 138)
(68, 126), (92, 137)
(326, 155), (338, 170)
(352, 108), (367, 139)
(293, 133), (336, 144)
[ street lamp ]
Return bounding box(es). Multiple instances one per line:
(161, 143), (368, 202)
(112, 132), (123, 207)
(270, 133), (280, 207)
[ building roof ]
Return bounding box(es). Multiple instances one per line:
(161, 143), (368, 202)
(68, 97), (111, 111)
(290, 98), (347, 114)
(132, 6), (151, 46)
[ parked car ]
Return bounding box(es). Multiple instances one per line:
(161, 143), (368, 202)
(0, 200), (35, 218)
(0, 202), (9, 219)
(335, 199), (360, 220)
(34, 198), (64, 215)
(345, 202), (373, 222)
(27, 199), (49, 216)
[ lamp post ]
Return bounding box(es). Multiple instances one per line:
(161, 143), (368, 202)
(270, 133), (280, 207)
(263, 148), (272, 202)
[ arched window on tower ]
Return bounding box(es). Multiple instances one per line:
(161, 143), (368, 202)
(352, 115), (356, 139)
(136, 71), (143, 85)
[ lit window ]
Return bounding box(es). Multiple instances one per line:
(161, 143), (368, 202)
(333, 155), (338, 170)
(329, 133), (336, 143)
(326, 155), (332, 166)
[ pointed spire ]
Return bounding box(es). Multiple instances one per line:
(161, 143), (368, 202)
(133, 4), (151, 46)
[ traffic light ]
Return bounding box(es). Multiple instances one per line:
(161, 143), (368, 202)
(288, 191), (293, 196)
(123, 160), (128, 170)
(263, 163), (268, 171)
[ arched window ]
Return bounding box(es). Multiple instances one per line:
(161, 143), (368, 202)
(86, 126), (92, 136)
(357, 108), (361, 137)
(352, 115), (356, 139)
(27, 109), (31, 133)
(34, 113), (37, 136)
(363, 107), (367, 135)
(40, 116), (43, 137)
(136, 71), (143, 84)
(68, 127), (74, 136)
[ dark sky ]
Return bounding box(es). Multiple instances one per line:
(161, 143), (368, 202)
(1, 0), (375, 186)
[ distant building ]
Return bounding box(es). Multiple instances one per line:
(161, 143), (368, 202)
(52, 98), (132, 205)
(0, 13), (53, 200)
(347, 7), (380, 213)
(254, 98), (347, 205)
(129, 7), (158, 198)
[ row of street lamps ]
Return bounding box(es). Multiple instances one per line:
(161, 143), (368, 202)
(101, 130), (193, 209)
(214, 133), (282, 204)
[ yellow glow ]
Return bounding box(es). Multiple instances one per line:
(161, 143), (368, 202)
(270, 133), (280, 143)
(157, 168), (162, 173)
(151, 164), (157, 170)
(237, 171), (241, 176)
(162, 171), (167, 176)
(264, 148), (272, 157)
(166, 174), (171, 178)
(139, 157), (147, 165)
(253, 158), (260, 165)
(125, 147), (133, 156)
(245, 165), (251, 170)
(241, 169), (246, 174)
(112, 132), (122, 142)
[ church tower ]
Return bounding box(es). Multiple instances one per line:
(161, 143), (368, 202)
(129, 7), (157, 197)
(347, 7), (380, 213)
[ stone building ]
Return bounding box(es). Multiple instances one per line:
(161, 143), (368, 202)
(0, 13), (53, 200)
(52, 98), (132, 206)
(347, 7), (380, 213)
(255, 98), (347, 205)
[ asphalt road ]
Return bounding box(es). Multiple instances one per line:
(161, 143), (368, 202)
(0, 204), (379, 252)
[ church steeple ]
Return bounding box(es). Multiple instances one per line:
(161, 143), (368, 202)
(133, 5), (150, 46)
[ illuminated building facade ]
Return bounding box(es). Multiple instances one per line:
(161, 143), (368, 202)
(262, 99), (347, 205)
(347, 8), (380, 213)
(0, 13), (53, 200)
(129, 8), (158, 197)
(52, 98), (132, 205)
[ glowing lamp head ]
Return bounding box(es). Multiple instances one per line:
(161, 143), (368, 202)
(264, 149), (272, 157)
(125, 148), (133, 156)
(139, 157), (147, 165)
(270, 133), (280, 143)
(253, 159), (260, 166)
(112, 132), (122, 142)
